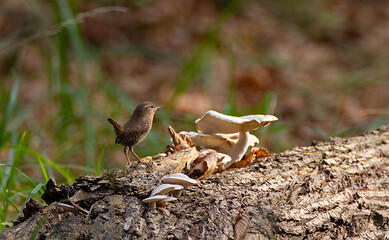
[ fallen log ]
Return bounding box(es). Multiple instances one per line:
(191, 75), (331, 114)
(1, 125), (388, 239)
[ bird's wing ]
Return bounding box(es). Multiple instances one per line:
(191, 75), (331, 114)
(108, 118), (124, 136)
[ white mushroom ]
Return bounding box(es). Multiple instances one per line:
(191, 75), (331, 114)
(150, 184), (184, 197)
(157, 196), (178, 208)
(180, 131), (259, 154)
(179, 131), (235, 153)
(143, 195), (168, 209)
(161, 173), (199, 188)
(160, 174), (199, 197)
(159, 196), (177, 203)
(195, 110), (278, 134)
(225, 131), (259, 168)
(195, 110), (277, 168)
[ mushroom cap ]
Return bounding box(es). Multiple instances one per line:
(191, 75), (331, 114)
(143, 195), (168, 203)
(195, 110), (278, 134)
(180, 131), (259, 154)
(180, 131), (236, 153)
(159, 196), (177, 203)
(161, 173), (199, 187)
(150, 184), (184, 196)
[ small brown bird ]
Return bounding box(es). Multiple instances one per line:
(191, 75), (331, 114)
(108, 102), (162, 165)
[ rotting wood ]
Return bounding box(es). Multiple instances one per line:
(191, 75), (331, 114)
(1, 125), (389, 240)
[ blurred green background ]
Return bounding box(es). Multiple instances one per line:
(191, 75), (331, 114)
(0, 0), (388, 228)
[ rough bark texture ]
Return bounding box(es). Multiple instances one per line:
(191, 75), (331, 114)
(1, 126), (389, 240)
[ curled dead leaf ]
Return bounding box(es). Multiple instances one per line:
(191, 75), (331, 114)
(188, 151), (217, 180)
(153, 147), (198, 173)
(233, 210), (250, 240)
(179, 132), (195, 148)
(68, 189), (88, 203)
(252, 147), (269, 158)
(168, 125), (193, 151)
(162, 145), (176, 156)
(184, 223), (203, 240)
(228, 147), (269, 169)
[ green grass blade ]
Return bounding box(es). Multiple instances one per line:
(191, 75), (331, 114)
(57, 0), (86, 67)
(8, 196), (21, 214)
(2, 131), (27, 194)
(1, 133), (18, 192)
(33, 154), (73, 184)
(0, 74), (20, 145)
(16, 183), (45, 219)
(1, 130), (27, 221)
(95, 145), (105, 176)
(38, 157), (49, 183)
(0, 164), (37, 187)
(6, 146), (74, 184)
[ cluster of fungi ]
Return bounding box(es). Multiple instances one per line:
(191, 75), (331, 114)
(144, 110), (278, 209)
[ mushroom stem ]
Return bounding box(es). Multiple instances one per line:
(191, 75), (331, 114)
(171, 190), (183, 198)
(225, 131), (250, 168)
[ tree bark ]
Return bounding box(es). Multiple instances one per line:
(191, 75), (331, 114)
(1, 126), (388, 240)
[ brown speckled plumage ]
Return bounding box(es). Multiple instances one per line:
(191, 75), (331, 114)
(108, 102), (161, 164)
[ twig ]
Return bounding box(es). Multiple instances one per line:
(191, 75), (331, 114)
(67, 194), (89, 215)
(0, 6), (127, 56)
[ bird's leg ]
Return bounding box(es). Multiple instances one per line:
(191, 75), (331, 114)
(130, 147), (142, 163)
(124, 146), (131, 165)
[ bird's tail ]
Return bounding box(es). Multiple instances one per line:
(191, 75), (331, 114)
(108, 118), (124, 137)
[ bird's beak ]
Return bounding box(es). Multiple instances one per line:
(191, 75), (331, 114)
(156, 105), (163, 109)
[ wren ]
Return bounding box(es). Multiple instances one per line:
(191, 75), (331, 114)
(108, 102), (162, 165)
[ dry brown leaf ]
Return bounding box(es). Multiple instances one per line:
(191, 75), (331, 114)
(168, 125), (191, 151)
(153, 147), (198, 173)
(68, 189), (88, 202)
(188, 151), (217, 180)
(252, 147), (269, 158)
(183, 223), (203, 240)
(178, 132), (195, 148)
(228, 147), (269, 169)
(162, 145), (176, 156)
(233, 209), (250, 240)
(191, 150), (207, 165)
